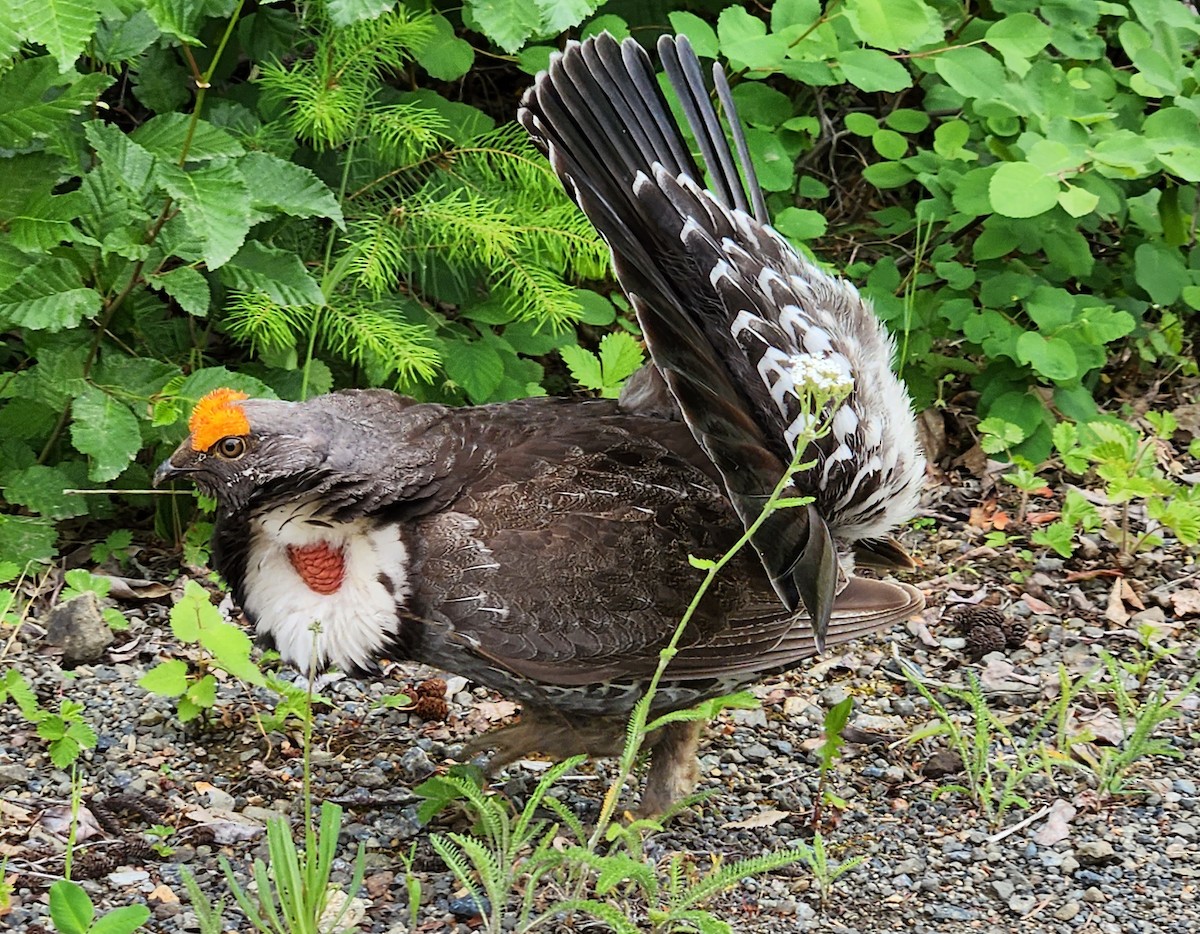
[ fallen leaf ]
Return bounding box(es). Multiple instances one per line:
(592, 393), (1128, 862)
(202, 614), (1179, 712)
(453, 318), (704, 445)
(1031, 799), (1076, 846)
(39, 806), (104, 840)
(1021, 593), (1054, 615)
(1105, 578), (1130, 625)
(1073, 709), (1126, 745)
(722, 809), (790, 830)
(1026, 510), (1059, 525)
(1120, 580), (1145, 610)
(100, 575), (171, 600)
(1169, 588), (1200, 617)
(474, 700), (518, 722)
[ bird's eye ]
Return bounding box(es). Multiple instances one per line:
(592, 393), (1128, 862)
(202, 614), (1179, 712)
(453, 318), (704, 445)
(215, 436), (246, 459)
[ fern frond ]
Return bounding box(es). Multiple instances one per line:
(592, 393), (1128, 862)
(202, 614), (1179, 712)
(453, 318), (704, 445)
(257, 59), (366, 150)
(318, 301), (440, 387)
(362, 103), (449, 166)
(224, 292), (315, 352)
(492, 253), (582, 327)
(333, 10), (435, 82)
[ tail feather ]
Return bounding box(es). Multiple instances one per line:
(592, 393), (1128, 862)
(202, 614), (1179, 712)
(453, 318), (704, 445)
(520, 33), (925, 642)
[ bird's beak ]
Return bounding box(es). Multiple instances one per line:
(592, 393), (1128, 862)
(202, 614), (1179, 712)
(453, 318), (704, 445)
(153, 459), (191, 488)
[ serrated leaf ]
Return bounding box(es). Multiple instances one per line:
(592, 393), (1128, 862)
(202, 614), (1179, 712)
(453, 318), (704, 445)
(69, 387), (142, 482)
(154, 161), (251, 269)
(444, 339), (505, 402)
(0, 257), (102, 332)
(93, 8), (161, 64)
(238, 151), (343, 226)
(222, 242), (325, 306)
(535, 0), (601, 34)
(558, 344), (603, 391)
(0, 514), (57, 568)
(326, 0), (396, 27)
(84, 120), (157, 194)
(597, 331), (643, 395)
(138, 659), (189, 696)
(143, 0), (202, 42)
(147, 266), (211, 317)
(1015, 332), (1078, 380)
(1, 465), (87, 519)
(132, 113), (245, 163)
(466, 0), (542, 53)
(186, 672), (217, 708)
(0, 61), (113, 148)
(11, 0), (100, 73)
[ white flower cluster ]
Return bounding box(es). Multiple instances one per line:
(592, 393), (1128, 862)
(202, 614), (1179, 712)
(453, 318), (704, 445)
(787, 353), (854, 398)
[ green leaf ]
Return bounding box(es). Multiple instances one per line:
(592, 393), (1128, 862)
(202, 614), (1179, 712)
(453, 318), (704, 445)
(985, 13), (1050, 73)
(1, 465), (87, 519)
(10, 0), (99, 73)
(668, 11), (719, 58)
(1057, 184), (1099, 217)
(239, 151), (344, 226)
(1134, 242), (1188, 305)
(138, 659), (189, 697)
(988, 162), (1059, 218)
(872, 128), (908, 160)
(536, 0), (602, 34)
(147, 266), (211, 317)
(84, 121), (157, 194)
(417, 13), (474, 81)
(558, 344), (603, 391)
(186, 673), (217, 709)
(0, 61), (113, 148)
(69, 387), (142, 482)
(718, 7), (787, 70)
(143, 0), (202, 43)
(933, 47), (1007, 99)
(154, 161), (251, 269)
(933, 120), (970, 159)
(597, 331), (643, 395)
(444, 339), (505, 402)
(223, 242), (325, 306)
(773, 207), (827, 240)
(133, 113), (245, 163)
(48, 880), (93, 934)
(843, 0), (943, 52)
(1015, 332), (1079, 381)
(467, 0), (542, 53)
(0, 514), (57, 568)
(838, 49), (912, 92)
(326, 0), (397, 27)
(0, 257), (102, 332)
(88, 905), (152, 934)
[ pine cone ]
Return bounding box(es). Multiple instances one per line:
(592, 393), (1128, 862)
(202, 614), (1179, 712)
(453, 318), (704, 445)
(1003, 619), (1030, 649)
(950, 604), (1006, 635)
(966, 624), (1006, 660)
(413, 693), (449, 721)
(416, 678), (447, 698)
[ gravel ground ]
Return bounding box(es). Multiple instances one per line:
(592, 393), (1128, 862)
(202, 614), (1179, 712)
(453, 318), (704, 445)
(2, 408), (1199, 933)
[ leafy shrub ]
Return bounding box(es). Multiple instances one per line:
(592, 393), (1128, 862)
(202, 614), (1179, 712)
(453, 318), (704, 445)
(0, 0), (615, 574)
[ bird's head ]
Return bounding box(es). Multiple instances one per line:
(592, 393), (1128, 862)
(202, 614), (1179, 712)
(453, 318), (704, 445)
(153, 388), (329, 513)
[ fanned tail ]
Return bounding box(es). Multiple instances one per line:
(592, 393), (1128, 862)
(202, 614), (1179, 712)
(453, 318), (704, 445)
(520, 34), (925, 645)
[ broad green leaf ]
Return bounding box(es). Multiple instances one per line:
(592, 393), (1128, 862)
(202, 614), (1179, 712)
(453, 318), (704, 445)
(0, 257), (102, 332)
(597, 331), (643, 395)
(223, 242), (325, 306)
(48, 880), (93, 934)
(170, 580), (220, 642)
(989, 162), (1059, 218)
(730, 83), (793, 126)
(466, 0), (542, 53)
(10, 0), (99, 73)
(933, 119), (970, 159)
(154, 161), (251, 269)
(0, 514), (57, 568)
(580, 15), (628, 41)
(1134, 242), (1188, 305)
(837, 49), (912, 92)
(185, 673), (217, 708)
(1015, 332), (1079, 380)
(238, 151), (344, 226)
(718, 7), (788, 70)
(772, 0), (821, 31)
(147, 266), (211, 317)
(884, 109), (930, 133)
(1, 465), (87, 519)
(325, 0), (396, 26)
(70, 387), (142, 482)
(138, 659), (188, 696)
(444, 339), (505, 402)
(416, 13), (474, 81)
(84, 121), (157, 194)
(668, 12), (719, 58)
(745, 127), (794, 191)
(143, 0), (202, 42)
(93, 8), (161, 64)
(1058, 184), (1099, 217)
(88, 905), (152, 934)
(933, 47), (1007, 99)
(536, 0), (602, 35)
(843, 0), (942, 52)
(0, 61), (113, 148)
(773, 206), (827, 240)
(872, 128), (907, 160)
(132, 113), (245, 163)
(986, 13), (1050, 74)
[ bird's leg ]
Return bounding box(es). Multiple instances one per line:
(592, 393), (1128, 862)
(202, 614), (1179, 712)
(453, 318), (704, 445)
(461, 706), (627, 774)
(638, 720), (702, 817)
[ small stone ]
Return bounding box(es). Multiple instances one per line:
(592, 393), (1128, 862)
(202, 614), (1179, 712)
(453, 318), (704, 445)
(354, 767), (388, 789)
(0, 763), (30, 786)
(448, 894), (489, 919)
(922, 749), (963, 779)
(1060, 854), (1079, 874)
(731, 708), (768, 728)
(991, 880), (1015, 901)
(893, 857), (926, 876)
(819, 684), (848, 707)
(1055, 901), (1081, 921)
(1076, 840), (1117, 865)
(203, 786), (235, 810)
(1009, 894), (1037, 914)
(44, 592), (114, 666)
(928, 905), (975, 921)
(742, 742), (771, 762)
(1082, 886), (1107, 903)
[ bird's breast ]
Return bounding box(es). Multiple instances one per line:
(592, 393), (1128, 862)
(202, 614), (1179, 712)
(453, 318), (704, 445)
(241, 500), (411, 675)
